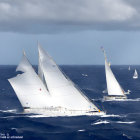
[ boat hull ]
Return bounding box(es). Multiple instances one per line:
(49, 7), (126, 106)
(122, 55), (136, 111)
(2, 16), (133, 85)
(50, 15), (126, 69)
(104, 95), (127, 101)
(24, 108), (106, 117)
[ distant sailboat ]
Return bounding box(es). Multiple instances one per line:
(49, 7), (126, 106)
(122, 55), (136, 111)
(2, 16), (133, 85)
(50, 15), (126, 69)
(101, 47), (127, 100)
(133, 69), (138, 79)
(128, 66), (131, 71)
(8, 44), (105, 117)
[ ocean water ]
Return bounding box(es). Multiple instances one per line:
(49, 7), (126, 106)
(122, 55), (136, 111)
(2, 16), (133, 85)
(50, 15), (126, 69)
(0, 65), (140, 140)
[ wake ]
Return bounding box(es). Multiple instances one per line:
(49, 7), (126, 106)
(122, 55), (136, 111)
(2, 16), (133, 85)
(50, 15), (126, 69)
(92, 98), (140, 102)
(91, 120), (135, 126)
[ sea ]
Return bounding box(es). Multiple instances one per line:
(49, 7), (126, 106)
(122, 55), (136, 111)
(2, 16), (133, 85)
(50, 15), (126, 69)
(0, 65), (140, 140)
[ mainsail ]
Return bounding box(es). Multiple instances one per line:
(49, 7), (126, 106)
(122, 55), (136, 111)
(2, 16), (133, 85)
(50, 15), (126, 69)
(102, 49), (125, 96)
(38, 44), (99, 111)
(8, 52), (53, 108)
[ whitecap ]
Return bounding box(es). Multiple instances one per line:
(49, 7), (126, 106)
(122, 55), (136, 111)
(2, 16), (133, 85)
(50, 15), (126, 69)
(102, 98), (140, 102)
(92, 120), (110, 125)
(0, 116), (22, 119)
(116, 121), (135, 124)
(123, 134), (133, 139)
(82, 74), (88, 77)
(11, 128), (17, 130)
(78, 129), (85, 132)
(0, 109), (17, 113)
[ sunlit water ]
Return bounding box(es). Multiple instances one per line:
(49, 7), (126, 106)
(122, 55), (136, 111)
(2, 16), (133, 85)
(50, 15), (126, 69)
(0, 65), (140, 140)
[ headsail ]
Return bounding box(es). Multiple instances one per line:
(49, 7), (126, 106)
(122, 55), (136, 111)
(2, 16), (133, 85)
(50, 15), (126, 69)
(8, 51), (53, 108)
(38, 44), (99, 111)
(102, 48), (125, 96)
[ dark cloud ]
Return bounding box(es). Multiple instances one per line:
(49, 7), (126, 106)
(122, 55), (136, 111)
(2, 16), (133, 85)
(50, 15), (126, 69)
(0, 0), (139, 33)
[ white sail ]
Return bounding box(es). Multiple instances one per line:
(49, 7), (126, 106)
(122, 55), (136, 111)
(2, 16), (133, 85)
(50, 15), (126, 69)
(38, 49), (44, 81)
(38, 48), (49, 91)
(128, 66), (131, 71)
(8, 52), (53, 108)
(103, 50), (125, 96)
(16, 51), (34, 73)
(38, 44), (99, 111)
(133, 69), (138, 79)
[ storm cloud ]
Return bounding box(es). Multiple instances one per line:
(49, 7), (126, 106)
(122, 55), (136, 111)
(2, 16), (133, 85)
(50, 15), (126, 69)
(0, 0), (139, 33)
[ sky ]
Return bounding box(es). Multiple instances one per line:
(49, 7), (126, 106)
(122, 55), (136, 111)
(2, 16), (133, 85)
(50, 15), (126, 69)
(0, 0), (140, 65)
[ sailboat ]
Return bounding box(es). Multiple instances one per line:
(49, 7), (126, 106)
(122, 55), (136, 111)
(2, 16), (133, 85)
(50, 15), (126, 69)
(133, 69), (138, 79)
(128, 66), (131, 71)
(101, 48), (127, 101)
(8, 44), (105, 117)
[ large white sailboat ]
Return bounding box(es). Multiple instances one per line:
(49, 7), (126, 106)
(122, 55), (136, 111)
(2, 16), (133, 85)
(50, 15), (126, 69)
(133, 69), (138, 79)
(101, 48), (127, 101)
(8, 45), (105, 117)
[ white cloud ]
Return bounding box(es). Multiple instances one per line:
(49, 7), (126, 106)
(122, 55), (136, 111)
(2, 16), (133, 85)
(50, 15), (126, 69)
(0, 0), (138, 33)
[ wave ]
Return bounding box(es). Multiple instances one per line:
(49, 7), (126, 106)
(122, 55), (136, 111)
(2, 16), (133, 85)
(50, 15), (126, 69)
(92, 120), (135, 126)
(123, 134), (133, 139)
(11, 127), (18, 130)
(92, 120), (110, 125)
(82, 74), (88, 77)
(77, 129), (85, 132)
(92, 98), (103, 101)
(124, 98), (140, 101)
(0, 115), (23, 119)
(0, 109), (17, 113)
(116, 121), (135, 124)
(102, 98), (140, 102)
